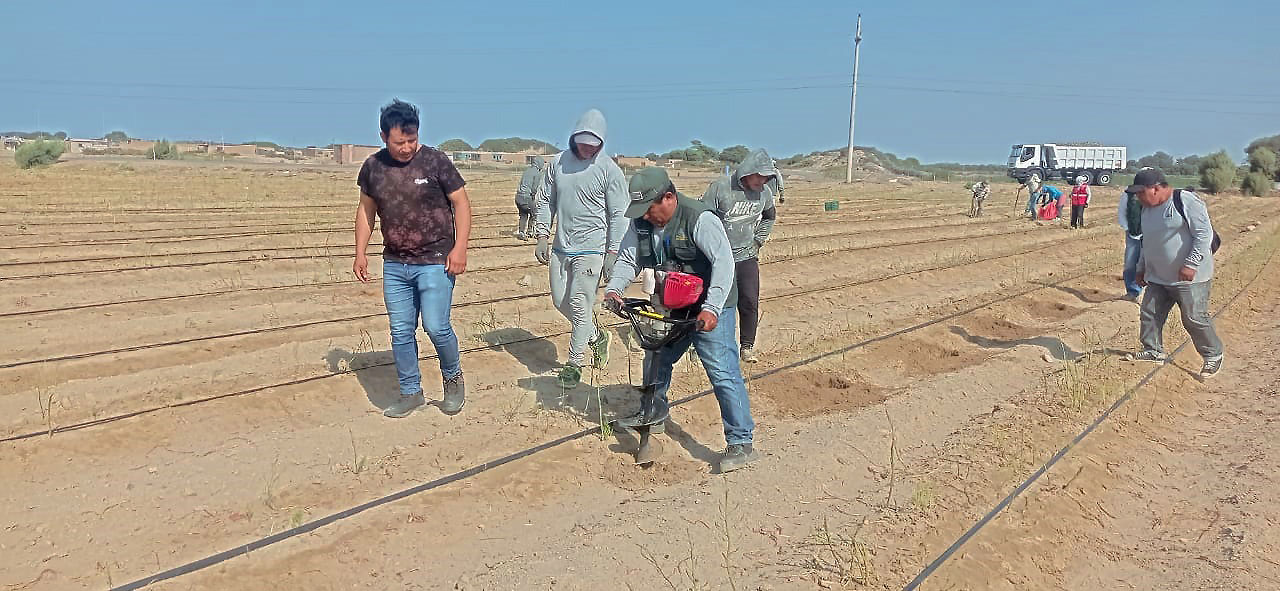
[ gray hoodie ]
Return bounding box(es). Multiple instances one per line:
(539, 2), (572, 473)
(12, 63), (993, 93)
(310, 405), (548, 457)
(533, 109), (630, 255)
(1136, 190), (1215, 285)
(701, 148), (779, 262)
(514, 156), (545, 209)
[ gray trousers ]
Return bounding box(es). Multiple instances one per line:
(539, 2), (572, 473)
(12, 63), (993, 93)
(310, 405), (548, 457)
(1140, 280), (1223, 361)
(550, 251), (603, 366)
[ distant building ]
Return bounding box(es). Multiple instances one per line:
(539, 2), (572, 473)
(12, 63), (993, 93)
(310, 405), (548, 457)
(303, 146), (334, 159)
(448, 149), (545, 166)
(334, 144), (381, 165)
(63, 138), (109, 153)
(175, 142), (211, 153)
(614, 156), (655, 169)
(212, 144), (259, 157)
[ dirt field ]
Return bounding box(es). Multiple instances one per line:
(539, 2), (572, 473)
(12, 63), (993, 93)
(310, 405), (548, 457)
(1, 155), (1277, 590)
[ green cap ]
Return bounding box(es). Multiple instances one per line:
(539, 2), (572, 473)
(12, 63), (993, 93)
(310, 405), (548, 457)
(625, 167), (673, 218)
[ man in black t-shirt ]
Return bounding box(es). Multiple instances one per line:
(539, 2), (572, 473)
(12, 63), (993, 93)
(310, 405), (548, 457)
(353, 99), (472, 418)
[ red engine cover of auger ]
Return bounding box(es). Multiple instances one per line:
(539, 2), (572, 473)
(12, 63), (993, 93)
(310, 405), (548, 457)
(661, 271), (704, 310)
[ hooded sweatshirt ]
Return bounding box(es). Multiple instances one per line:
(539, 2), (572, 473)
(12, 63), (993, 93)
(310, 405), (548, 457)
(700, 148), (778, 262)
(514, 156), (545, 209)
(533, 109), (630, 255)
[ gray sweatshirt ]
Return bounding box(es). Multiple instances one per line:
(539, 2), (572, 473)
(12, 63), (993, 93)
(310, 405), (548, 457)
(514, 156), (545, 208)
(533, 109), (630, 255)
(1136, 190), (1215, 285)
(605, 210), (735, 316)
(701, 148), (778, 262)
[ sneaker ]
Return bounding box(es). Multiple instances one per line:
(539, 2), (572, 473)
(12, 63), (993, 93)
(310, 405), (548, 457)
(383, 392), (426, 418)
(514, 231), (526, 241)
(590, 330), (611, 370)
(1124, 350), (1167, 364)
(740, 345), (759, 363)
(558, 363), (582, 389)
(1200, 357), (1223, 379)
(718, 443), (759, 473)
(440, 372), (465, 415)
(1121, 292), (1140, 302)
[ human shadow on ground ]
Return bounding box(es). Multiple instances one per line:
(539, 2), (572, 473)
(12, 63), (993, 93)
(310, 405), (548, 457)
(479, 327), (559, 373)
(519, 371), (721, 471)
(949, 326), (1132, 361)
(324, 348), (453, 414)
(1040, 282), (1120, 304)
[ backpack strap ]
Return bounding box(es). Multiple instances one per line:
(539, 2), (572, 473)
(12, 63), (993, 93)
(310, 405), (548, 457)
(1172, 189), (1185, 218)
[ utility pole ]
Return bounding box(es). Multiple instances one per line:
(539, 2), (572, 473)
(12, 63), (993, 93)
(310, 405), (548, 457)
(845, 14), (863, 184)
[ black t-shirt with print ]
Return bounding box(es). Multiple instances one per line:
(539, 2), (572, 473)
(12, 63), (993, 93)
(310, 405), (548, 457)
(357, 146), (466, 265)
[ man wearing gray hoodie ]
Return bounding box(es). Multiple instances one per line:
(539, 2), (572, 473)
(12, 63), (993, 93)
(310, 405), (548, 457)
(533, 109), (630, 388)
(702, 148), (778, 363)
(513, 156), (545, 241)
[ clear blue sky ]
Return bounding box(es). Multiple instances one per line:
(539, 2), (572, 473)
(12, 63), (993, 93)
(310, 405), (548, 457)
(3, 0), (1277, 163)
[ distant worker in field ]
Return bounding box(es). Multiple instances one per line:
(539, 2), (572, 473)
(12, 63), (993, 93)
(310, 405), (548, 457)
(702, 148), (779, 363)
(969, 180), (990, 217)
(1117, 182), (1144, 300)
(1035, 184), (1064, 220)
(1125, 168), (1223, 379)
(605, 168), (759, 473)
(1021, 176), (1042, 217)
(1069, 176), (1091, 229)
(532, 108), (630, 388)
(353, 99), (471, 418)
(513, 156), (545, 241)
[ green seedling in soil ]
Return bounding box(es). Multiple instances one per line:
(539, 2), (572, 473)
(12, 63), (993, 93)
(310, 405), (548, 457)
(910, 481), (937, 513)
(718, 485), (742, 591)
(345, 427), (367, 475)
(802, 515), (876, 587)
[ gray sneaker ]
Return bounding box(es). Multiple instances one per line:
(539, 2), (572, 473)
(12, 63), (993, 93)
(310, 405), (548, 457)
(740, 345), (759, 363)
(1124, 350), (1167, 364)
(718, 443), (759, 473)
(1200, 357), (1223, 380)
(384, 392), (426, 418)
(440, 372), (465, 414)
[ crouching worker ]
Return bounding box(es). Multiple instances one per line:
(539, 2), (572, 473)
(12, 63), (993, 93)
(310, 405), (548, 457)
(603, 168), (759, 473)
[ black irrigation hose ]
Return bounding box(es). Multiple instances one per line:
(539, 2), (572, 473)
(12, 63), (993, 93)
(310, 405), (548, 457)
(0, 225), (1085, 367)
(0, 221), (1034, 319)
(0, 235), (526, 268)
(1, 227), (1106, 442)
(0, 214), (1036, 282)
(900, 236), (1280, 591)
(104, 247), (1119, 591)
(2, 214), (1011, 270)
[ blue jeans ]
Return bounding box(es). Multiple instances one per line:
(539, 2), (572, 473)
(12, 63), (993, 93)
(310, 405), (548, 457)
(649, 307), (755, 446)
(383, 262), (461, 397)
(1122, 235), (1143, 296)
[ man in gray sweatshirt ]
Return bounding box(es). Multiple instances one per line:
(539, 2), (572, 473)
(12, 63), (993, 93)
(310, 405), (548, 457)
(1125, 169), (1223, 379)
(702, 148), (778, 362)
(604, 167), (758, 473)
(513, 156), (545, 241)
(533, 109), (630, 388)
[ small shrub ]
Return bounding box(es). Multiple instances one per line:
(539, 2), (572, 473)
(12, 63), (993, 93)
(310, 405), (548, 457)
(1248, 146), (1277, 179)
(1198, 150), (1236, 193)
(146, 140), (180, 160)
(1241, 171), (1274, 197)
(15, 139), (65, 169)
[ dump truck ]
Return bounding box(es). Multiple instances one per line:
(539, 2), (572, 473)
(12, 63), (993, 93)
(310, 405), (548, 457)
(1007, 143), (1127, 186)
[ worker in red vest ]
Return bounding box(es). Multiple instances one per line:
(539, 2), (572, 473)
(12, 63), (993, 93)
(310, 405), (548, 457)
(1069, 176), (1091, 229)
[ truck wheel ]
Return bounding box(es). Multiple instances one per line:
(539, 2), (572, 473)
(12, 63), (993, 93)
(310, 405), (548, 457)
(1073, 171), (1093, 185)
(1096, 172), (1112, 186)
